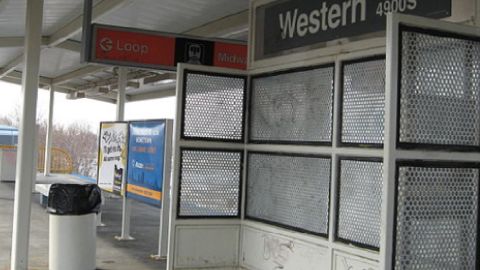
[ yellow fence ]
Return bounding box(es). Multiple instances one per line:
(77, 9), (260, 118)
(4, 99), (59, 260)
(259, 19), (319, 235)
(0, 145), (74, 174)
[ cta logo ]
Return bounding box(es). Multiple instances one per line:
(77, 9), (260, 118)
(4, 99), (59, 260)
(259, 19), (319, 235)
(186, 43), (204, 65)
(99, 37), (113, 52)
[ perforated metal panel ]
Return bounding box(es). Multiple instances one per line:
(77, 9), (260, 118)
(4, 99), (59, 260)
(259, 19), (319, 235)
(341, 57), (385, 145)
(394, 163), (479, 270)
(182, 71), (246, 141)
(337, 159), (383, 249)
(250, 65), (334, 143)
(246, 153), (331, 235)
(178, 149), (242, 217)
(399, 26), (480, 149)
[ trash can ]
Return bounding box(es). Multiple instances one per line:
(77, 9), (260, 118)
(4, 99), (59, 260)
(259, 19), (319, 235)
(47, 184), (102, 270)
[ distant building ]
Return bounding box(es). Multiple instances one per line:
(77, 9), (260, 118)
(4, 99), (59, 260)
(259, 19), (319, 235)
(0, 125), (18, 145)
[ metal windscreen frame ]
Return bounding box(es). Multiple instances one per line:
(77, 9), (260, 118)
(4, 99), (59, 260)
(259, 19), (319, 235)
(248, 63), (335, 145)
(396, 25), (480, 152)
(180, 69), (247, 143)
(167, 64), (248, 270)
(392, 160), (480, 270)
(243, 46), (386, 265)
(177, 147), (243, 219)
(335, 157), (383, 251)
(382, 13), (480, 270)
(245, 151), (332, 237)
(338, 55), (386, 148)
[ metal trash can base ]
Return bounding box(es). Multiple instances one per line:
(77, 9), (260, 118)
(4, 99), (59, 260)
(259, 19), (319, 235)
(49, 213), (96, 270)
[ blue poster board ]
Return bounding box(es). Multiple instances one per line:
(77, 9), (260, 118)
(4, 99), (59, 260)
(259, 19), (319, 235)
(126, 120), (165, 207)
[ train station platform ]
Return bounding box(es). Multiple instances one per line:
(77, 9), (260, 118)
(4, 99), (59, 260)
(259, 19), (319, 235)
(0, 181), (166, 270)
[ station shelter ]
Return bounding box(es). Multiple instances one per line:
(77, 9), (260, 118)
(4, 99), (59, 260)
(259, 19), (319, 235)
(1, 0), (480, 270)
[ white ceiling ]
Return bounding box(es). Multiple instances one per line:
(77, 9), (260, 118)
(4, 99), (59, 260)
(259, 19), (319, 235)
(14, 47), (82, 78)
(97, 0), (247, 34)
(0, 0), (91, 36)
(0, 47), (23, 67)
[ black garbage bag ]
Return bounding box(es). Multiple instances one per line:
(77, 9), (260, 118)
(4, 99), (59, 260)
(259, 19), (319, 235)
(47, 184), (102, 215)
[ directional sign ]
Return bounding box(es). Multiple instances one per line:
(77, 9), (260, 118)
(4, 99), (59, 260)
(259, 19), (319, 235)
(89, 24), (247, 70)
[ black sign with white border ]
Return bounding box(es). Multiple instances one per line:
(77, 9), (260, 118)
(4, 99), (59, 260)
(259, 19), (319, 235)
(255, 0), (451, 59)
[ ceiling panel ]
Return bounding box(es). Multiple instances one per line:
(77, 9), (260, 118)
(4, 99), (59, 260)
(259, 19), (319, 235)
(0, 0), (86, 37)
(0, 0), (27, 37)
(39, 48), (81, 78)
(0, 47), (23, 67)
(97, 0), (248, 34)
(43, 0), (90, 35)
(15, 47), (81, 78)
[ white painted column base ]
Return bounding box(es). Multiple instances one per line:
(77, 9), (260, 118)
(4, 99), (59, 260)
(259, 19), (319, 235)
(96, 192), (106, 227)
(115, 67), (134, 241)
(49, 213), (97, 270)
(115, 196), (135, 241)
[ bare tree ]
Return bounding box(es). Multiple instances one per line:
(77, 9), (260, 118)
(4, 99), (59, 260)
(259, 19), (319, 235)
(0, 103), (99, 177)
(51, 122), (98, 176)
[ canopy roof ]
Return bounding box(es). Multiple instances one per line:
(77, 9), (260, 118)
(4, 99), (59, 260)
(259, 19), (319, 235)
(0, 0), (249, 103)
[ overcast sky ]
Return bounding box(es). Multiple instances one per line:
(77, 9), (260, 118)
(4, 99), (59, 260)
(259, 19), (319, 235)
(0, 80), (176, 133)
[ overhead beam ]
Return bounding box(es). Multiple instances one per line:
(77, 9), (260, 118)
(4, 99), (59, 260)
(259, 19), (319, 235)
(0, 37), (48, 48)
(143, 73), (176, 84)
(0, 76), (70, 94)
(52, 65), (105, 85)
(6, 70), (52, 85)
(84, 93), (117, 104)
(127, 87), (176, 102)
(2, 79), (52, 92)
(47, 0), (128, 47)
(109, 81), (140, 89)
(184, 10), (248, 38)
(0, 53), (25, 78)
(74, 70), (152, 90)
(55, 40), (82, 52)
(0, 38), (82, 54)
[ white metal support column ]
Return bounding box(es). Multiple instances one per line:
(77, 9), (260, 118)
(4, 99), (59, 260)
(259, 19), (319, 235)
(44, 85), (55, 176)
(116, 67), (126, 120)
(380, 14), (399, 270)
(151, 120), (173, 260)
(115, 67), (134, 240)
(10, 0), (44, 269)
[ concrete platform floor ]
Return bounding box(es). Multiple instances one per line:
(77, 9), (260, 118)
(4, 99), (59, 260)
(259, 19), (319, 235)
(0, 181), (166, 270)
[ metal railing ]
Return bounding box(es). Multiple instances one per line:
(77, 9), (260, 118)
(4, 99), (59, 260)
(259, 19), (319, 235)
(0, 145), (74, 174)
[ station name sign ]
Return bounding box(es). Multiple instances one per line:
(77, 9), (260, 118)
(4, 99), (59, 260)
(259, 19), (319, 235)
(256, 0), (451, 59)
(89, 24), (247, 70)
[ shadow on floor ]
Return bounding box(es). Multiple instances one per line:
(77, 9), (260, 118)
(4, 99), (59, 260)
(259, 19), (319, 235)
(0, 181), (166, 270)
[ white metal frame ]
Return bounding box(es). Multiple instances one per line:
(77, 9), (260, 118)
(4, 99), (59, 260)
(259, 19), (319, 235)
(242, 46), (386, 270)
(167, 63), (248, 270)
(380, 13), (480, 270)
(152, 119), (174, 259)
(115, 67), (135, 241)
(11, 1), (44, 269)
(44, 84), (55, 176)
